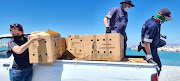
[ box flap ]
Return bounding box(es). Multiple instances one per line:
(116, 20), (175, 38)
(29, 32), (48, 36)
(46, 29), (59, 35)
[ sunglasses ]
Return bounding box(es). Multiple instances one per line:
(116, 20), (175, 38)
(10, 24), (21, 28)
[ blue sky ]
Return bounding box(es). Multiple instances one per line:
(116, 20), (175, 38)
(0, 0), (179, 46)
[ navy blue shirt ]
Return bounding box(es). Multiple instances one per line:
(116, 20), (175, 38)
(106, 6), (128, 35)
(141, 17), (161, 48)
(8, 34), (32, 70)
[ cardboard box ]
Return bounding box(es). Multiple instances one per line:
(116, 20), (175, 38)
(84, 33), (124, 61)
(65, 38), (68, 48)
(28, 30), (61, 63)
(60, 38), (67, 55)
(67, 35), (84, 59)
(127, 58), (147, 63)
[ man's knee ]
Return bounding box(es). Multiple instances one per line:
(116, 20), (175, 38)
(159, 39), (166, 47)
(161, 39), (166, 46)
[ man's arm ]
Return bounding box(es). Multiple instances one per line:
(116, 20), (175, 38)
(104, 8), (116, 27)
(142, 26), (158, 63)
(144, 42), (155, 63)
(104, 17), (111, 33)
(143, 27), (158, 51)
(144, 42), (151, 54)
(12, 36), (43, 54)
(104, 17), (109, 27)
(104, 8), (117, 33)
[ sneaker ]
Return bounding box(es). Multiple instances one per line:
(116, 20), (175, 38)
(138, 42), (143, 52)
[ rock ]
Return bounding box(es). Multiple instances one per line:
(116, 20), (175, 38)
(130, 45), (180, 52)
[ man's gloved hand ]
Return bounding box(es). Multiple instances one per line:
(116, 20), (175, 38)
(106, 27), (111, 33)
(146, 53), (156, 64)
(162, 35), (167, 39)
(146, 53), (153, 61)
(161, 34), (167, 39)
(126, 35), (128, 41)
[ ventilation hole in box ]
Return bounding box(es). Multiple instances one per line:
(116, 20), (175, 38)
(104, 51), (106, 53)
(70, 49), (72, 50)
(71, 39), (72, 41)
(92, 51), (93, 53)
(33, 54), (35, 56)
(80, 50), (81, 52)
(91, 39), (93, 41)
(103, 39), (105, 41)
(109, 39), (112, 41)
(46, 53), (47, 56)
(97, 39), (99, 41)
(110, 51), (112, 53)
(98, 51), (100, 53)
(80, 40), (82, 41)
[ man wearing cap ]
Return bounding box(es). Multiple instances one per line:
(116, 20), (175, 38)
(138, 8), (172, 75)
(104, 0), (135, 56)
(8, 24), (43, 81)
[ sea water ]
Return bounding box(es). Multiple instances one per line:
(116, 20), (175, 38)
(126, 48), (180, 66)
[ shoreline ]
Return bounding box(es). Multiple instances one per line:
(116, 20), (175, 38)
(130, 46), (180, 52)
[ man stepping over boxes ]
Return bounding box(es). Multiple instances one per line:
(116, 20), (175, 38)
(104, 0), (135, 56)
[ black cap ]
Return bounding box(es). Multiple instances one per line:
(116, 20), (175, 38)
(158, 8), (172, 20)
(120, 0), (135, 7)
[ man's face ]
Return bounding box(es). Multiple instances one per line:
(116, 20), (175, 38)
(10, 28), (23, 37)
(126, 3), (132, 8)
(123, 3), (132, 9)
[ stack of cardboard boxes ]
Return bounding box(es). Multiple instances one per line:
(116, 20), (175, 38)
(28, 30), (125, 63)
(67, 33), (124, 61)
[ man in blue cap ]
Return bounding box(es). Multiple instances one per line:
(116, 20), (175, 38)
(138, 8), (172, 76)
(104, 0), (135, 56)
